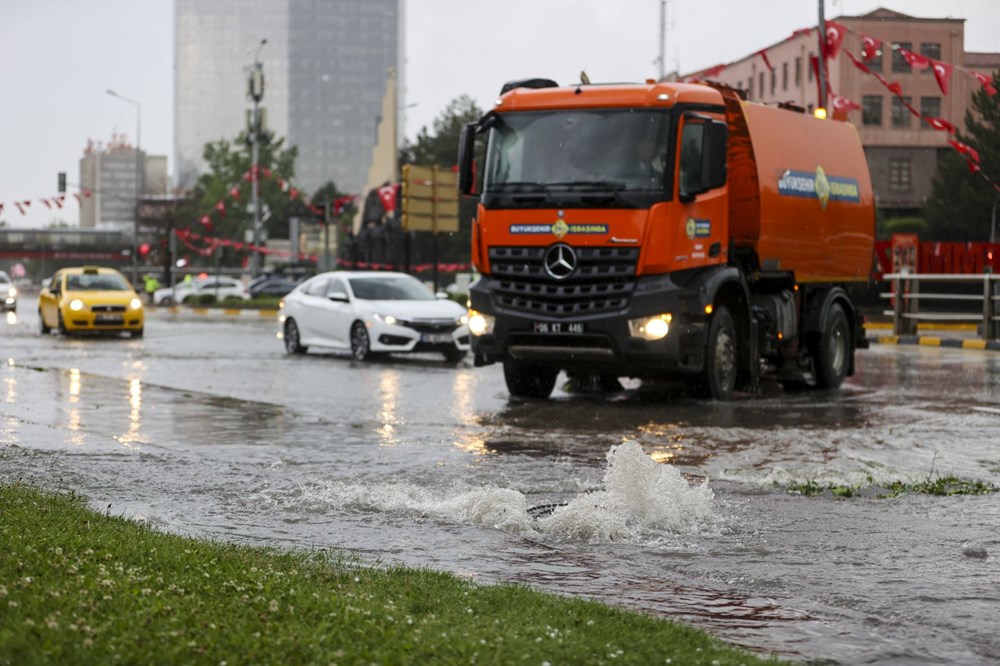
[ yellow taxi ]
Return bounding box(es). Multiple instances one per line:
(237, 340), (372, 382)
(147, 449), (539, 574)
(38, 266), (144, 337)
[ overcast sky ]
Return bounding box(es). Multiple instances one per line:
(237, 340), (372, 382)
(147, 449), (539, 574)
(2, 0), (998, 229)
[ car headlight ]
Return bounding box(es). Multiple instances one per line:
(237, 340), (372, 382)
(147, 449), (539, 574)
(628, 313), (671, 341)
(467, 309), (494, 336)
(457, 314), (469, 326)
(6, 287), (15, 298)
(129, 297), (143, 310)
(69, 299), (85, 311)
(373, 312), (398, 325)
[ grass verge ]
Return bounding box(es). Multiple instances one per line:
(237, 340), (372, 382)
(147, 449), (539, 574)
(0, 484), (778, 665)
(783, 475), (998, 499)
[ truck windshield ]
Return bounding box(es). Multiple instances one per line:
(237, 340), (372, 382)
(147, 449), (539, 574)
(485, 109), (672, 193)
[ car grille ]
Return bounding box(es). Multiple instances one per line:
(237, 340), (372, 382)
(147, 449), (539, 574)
(404, 319), (459, 334)
(488, 246), (638, 317)
(91, 305), (127, 313)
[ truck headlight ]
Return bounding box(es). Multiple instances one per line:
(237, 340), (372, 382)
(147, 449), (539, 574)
(628, 313), (671, 340)
(467, 309), (494, 336)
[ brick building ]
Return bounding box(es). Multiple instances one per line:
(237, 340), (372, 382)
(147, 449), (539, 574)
(684, 8), (1000, 219)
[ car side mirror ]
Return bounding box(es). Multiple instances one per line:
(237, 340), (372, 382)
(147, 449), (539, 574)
(327, 291), (349, 303)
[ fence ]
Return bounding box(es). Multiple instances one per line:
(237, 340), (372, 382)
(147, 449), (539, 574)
(881, 272), (1000, 340)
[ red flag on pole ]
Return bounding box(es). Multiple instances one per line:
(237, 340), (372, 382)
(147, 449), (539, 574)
(931, 60), (953, 95)
(824, 21), (847, 59)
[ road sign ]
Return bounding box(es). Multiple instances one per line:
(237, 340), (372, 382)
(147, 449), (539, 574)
(401, 164), (459, 232)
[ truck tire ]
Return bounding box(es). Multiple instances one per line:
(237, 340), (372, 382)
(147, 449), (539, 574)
(814, 302), (850, 389)
(697, 305), (738, 400)
(503, 360), (558, 399)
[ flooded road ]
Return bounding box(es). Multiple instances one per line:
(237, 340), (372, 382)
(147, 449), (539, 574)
(2, 302), (999, 664)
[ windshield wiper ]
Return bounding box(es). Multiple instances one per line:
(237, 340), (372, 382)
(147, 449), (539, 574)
(544, 180), (628, 192)
(490, 181), (548, 192)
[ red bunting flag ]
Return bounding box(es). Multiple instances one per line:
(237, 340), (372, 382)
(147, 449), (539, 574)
(0, 204), (4, 215)
(824, 21), (847, 59)
(83, 189), (92, 198)
(861, 34), (882, 61)
(289, 187), (299, 200)
(830, 93), (861, 113)
(948, 138), (980, 163)
(54, 195), (65, 208)
(73, 193), (81, 204)
(845, 50), (871, 74)
(215, 201), (226, 214)
(277, 178), (286, 191)
(242, 170), (252, 182)
(14, 201), (30, 215)
(931, 60), (953, 95)
(229, 186), (241, 200)
(899, 48), (930, 70)
(924, 117), (955, 133)
(757, 49), (774, 72)
(791, 27), (814, 39)
(972, 71), (998, 96)
(40, 199), (52, 209)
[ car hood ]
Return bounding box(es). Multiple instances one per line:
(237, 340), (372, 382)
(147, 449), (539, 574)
(64, 290), (138, 305)
(363, 299), (465, 320)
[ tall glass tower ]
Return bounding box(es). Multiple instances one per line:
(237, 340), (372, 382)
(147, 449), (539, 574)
(174, 0), (402, 197)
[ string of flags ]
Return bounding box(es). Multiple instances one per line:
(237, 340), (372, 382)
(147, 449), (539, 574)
(0, 190), (93, 217)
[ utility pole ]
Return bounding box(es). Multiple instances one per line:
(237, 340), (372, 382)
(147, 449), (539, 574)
(818, 0), (828, 110)
(248, 39), (267, 275)
(658, 0), (667, 80)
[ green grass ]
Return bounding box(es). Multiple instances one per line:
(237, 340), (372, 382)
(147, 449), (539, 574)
(0, 484), (777, 665)
(783, 475), (997, 499)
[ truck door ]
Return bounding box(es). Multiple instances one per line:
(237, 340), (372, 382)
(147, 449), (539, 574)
(675, 114), (728, 268)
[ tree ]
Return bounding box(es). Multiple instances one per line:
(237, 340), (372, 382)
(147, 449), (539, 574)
(925, 70), (1000, 242)
(173, 132), (308, 266)
(399, 95), (484, 265)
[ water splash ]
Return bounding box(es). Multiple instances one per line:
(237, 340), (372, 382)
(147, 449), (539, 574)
(283, 440), (715, 543)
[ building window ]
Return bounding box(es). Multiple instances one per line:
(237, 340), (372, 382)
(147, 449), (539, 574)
(889, 158), (911, 191)
(920, 97), (941, 127)
(862, 95), (883, 126)
(808, 53), (815, 81)
(747, 77), (753, 98)
(759, 72), (765, 98)
(920, 42), (941, 71)
(795, 57), (802, 87)
(891, 96), (912, 127)
(892, 41), (912, 73)
(782, 62), (788, 91)
(770, 68), (776, 95)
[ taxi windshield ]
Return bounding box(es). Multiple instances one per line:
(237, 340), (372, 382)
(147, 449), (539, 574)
(66, 273), (131, 291)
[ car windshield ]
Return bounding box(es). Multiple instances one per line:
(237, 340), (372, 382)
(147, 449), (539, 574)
(0, 271), (11, 284)
(66, 273), (131, 291)
(349, 276), (434, 301)
(485, 109), (672, 192)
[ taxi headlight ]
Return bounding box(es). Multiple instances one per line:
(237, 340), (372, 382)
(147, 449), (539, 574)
(467, 309), (494, 336)
(628, 313), (671, 341)
(69, 299), (85, 311)
(129, 297), (143, 310)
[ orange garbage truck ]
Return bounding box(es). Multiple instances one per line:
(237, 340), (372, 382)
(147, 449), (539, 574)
(457, 78), (875, 400)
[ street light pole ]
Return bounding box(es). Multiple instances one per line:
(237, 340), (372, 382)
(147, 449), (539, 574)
(991, 191), (1000, 245)
(248, 39), (267, 276)
(107, 89), (142, 286)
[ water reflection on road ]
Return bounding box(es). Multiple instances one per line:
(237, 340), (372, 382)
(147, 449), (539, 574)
(2, 310), (1000, 664)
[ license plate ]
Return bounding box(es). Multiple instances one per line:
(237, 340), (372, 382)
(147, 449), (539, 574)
(533, 321), (584, 334)
(95, 315), (123, 324)
(421, 333), (452, 344)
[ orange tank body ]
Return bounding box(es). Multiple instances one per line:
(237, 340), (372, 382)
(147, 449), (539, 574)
(725, 96), (875, 282)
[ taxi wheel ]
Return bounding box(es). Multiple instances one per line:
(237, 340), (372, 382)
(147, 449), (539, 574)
(57, 311), (68, 335)
(39, 310), (51, 334)
(132, 328), (144, 339)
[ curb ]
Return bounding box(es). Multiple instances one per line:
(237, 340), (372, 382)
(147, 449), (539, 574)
(866, 334), (1000, 352)
(149, 306), (279, 320)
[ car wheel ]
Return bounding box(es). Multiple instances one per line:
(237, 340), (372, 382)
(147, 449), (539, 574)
(39, 310), (51, 334)
(814, 302), (850, 390)
(443, 347), (467, 363)
(503, 360), (558, 399)
(284, 319), (307, 355)
(161, 296), (174, 306)
(57, 311), (67, 335)
(694, 305), (737, 400)
(350, 321), (372, 361)
(132, 328), (144, 339)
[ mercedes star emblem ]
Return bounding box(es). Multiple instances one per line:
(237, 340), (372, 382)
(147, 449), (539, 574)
(543, 244), (577, 280)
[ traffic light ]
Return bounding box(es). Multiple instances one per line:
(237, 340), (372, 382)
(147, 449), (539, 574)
(138, 243), (151, 260)
(58, 172), (66, 193)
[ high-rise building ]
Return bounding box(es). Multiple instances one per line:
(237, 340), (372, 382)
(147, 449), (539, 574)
(79, 135), (168, 231)
(174, 0), (402, 199)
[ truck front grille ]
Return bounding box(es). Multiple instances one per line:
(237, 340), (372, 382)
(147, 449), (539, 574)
(488, 246), (638, 317)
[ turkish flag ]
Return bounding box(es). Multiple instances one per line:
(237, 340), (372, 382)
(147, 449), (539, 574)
(830, 93), (860, 112)
(846, 50), (870, 74)
(899, 48), (930, 70)
(924, 117), (955, 133)
(861, 34), (882, 61)
(948, 138), (980, 164)
(972, 71), (998, 96)
(931, 60), (953, 95)
(824, 21), (847, 59)
(377, 184), (398, 212)
(215, 201), (226, 214)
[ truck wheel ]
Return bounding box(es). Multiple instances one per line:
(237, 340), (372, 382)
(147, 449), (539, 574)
(503, 360), (558, 399)
(697, 305), (737, 400)
(814, 302), (850, 389)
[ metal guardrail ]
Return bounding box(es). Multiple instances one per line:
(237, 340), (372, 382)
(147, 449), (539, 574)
(881, 272), (1000, 340)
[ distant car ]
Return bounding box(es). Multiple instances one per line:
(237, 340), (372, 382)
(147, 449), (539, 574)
(279, 271), (470, 362)
(156, 276), (249, 305)
(38, 266), (144, 337)
(249, 275), (301, 298)
(0, 270), (16, 312)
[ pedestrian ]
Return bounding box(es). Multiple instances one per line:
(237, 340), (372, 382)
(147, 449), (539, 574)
(143, 273), (161, 304)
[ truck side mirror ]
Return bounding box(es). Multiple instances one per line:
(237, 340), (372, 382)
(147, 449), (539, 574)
(457, 122), (477, 195)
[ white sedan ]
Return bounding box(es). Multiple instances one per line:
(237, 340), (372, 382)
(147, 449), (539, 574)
(279, 271), (470, 362)
(155, 276), (249, 305)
